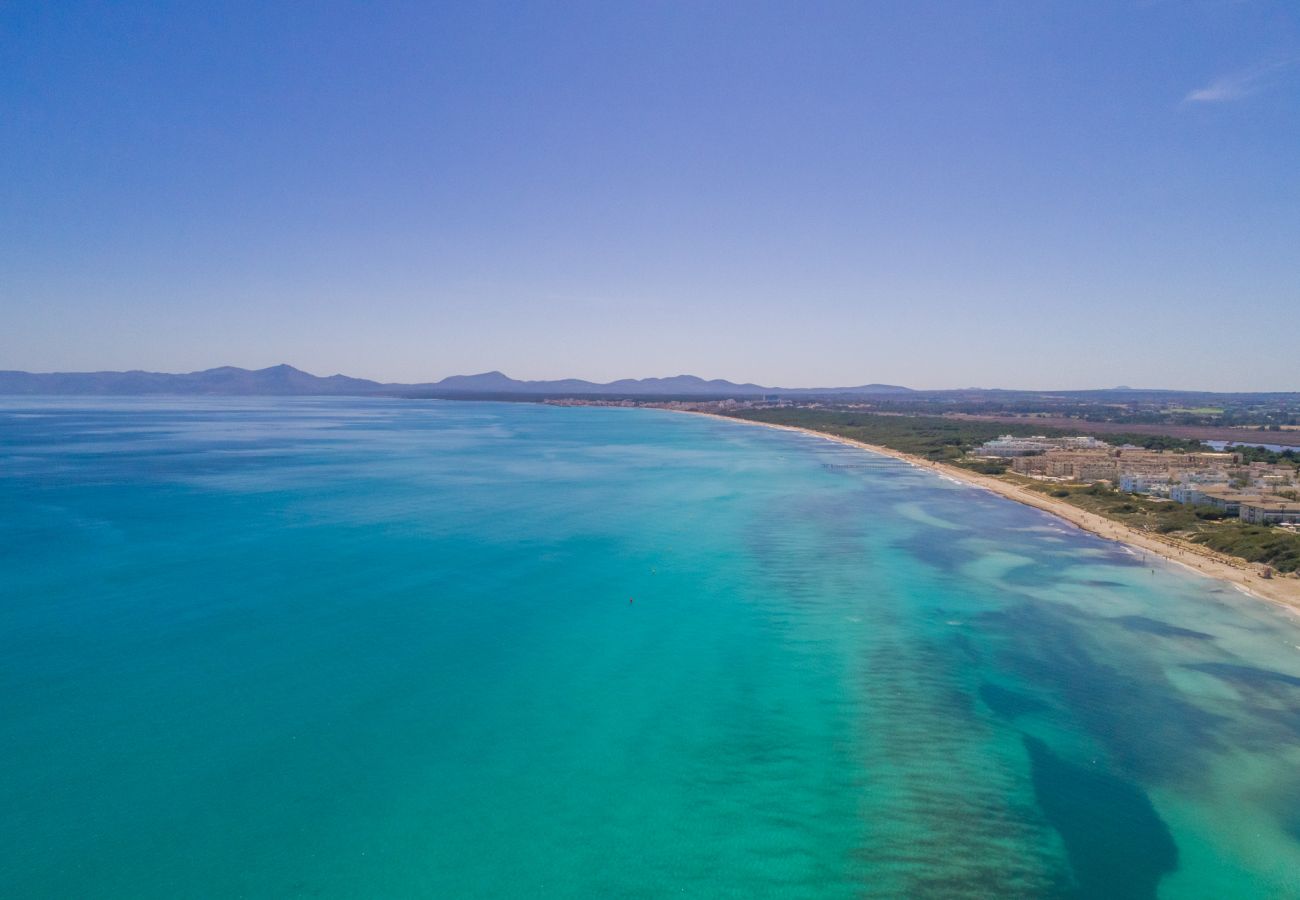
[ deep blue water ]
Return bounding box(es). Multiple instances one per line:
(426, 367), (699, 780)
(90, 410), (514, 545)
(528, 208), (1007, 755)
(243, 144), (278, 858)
(2, 397), (1299, 897)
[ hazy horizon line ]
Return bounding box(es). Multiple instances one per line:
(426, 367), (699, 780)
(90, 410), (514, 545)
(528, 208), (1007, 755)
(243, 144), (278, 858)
(3, 362), (1295, 395)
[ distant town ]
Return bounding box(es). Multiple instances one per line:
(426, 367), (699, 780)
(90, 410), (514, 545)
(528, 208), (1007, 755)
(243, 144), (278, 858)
(972, 434), (1300, 529)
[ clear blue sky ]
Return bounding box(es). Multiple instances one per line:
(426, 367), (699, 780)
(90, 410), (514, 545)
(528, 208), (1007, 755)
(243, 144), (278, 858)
(3, 2), (1297, 390)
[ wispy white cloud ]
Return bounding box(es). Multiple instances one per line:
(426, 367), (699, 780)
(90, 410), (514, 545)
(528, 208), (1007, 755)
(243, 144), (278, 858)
(1183, 59), (1296, 104)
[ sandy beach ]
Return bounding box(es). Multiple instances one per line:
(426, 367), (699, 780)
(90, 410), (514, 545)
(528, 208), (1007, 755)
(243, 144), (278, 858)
(688, 411), (1300, 614)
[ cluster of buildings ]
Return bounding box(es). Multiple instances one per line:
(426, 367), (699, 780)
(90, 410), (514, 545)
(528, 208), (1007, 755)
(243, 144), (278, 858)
(976, 435), (1300, 526)
(543, 398), (785, 412)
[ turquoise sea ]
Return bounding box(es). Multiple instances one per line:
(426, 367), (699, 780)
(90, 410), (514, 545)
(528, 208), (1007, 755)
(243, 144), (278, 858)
(2, 397), (1299, 898)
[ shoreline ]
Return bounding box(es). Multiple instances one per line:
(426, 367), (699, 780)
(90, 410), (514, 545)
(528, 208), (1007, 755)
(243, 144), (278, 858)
(682, 410), (1300, 614)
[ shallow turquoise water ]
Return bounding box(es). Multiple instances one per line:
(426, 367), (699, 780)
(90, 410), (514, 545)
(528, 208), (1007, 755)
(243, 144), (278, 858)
(2, 397), (1298, 898)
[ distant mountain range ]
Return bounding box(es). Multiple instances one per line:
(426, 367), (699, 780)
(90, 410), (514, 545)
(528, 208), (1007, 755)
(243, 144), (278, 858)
(0, 364), (914, 398)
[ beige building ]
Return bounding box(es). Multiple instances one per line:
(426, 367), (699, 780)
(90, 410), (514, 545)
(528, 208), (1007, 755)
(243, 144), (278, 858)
(1011, 450), (1119, 481)
(1239, 499), (1300, 525)
(1197, 488), (1268, 516)
(1010, 446), (1240, 483)
(1112, 449), (1238, 475)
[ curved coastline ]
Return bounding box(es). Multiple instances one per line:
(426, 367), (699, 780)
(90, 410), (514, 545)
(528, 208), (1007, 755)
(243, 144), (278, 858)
(681, 410), (1300, 614)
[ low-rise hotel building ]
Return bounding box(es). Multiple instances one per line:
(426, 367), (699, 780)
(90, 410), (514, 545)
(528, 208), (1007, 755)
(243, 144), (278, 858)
(1239, 499), (1300, 526)
(1196, 488), (1269, 516)
(1012, 451), (1119, 481)
(976, 435), (1109, 458)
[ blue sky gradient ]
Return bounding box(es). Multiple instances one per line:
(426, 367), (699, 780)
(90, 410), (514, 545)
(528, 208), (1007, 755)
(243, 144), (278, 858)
(3, 2), (1297, 389)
